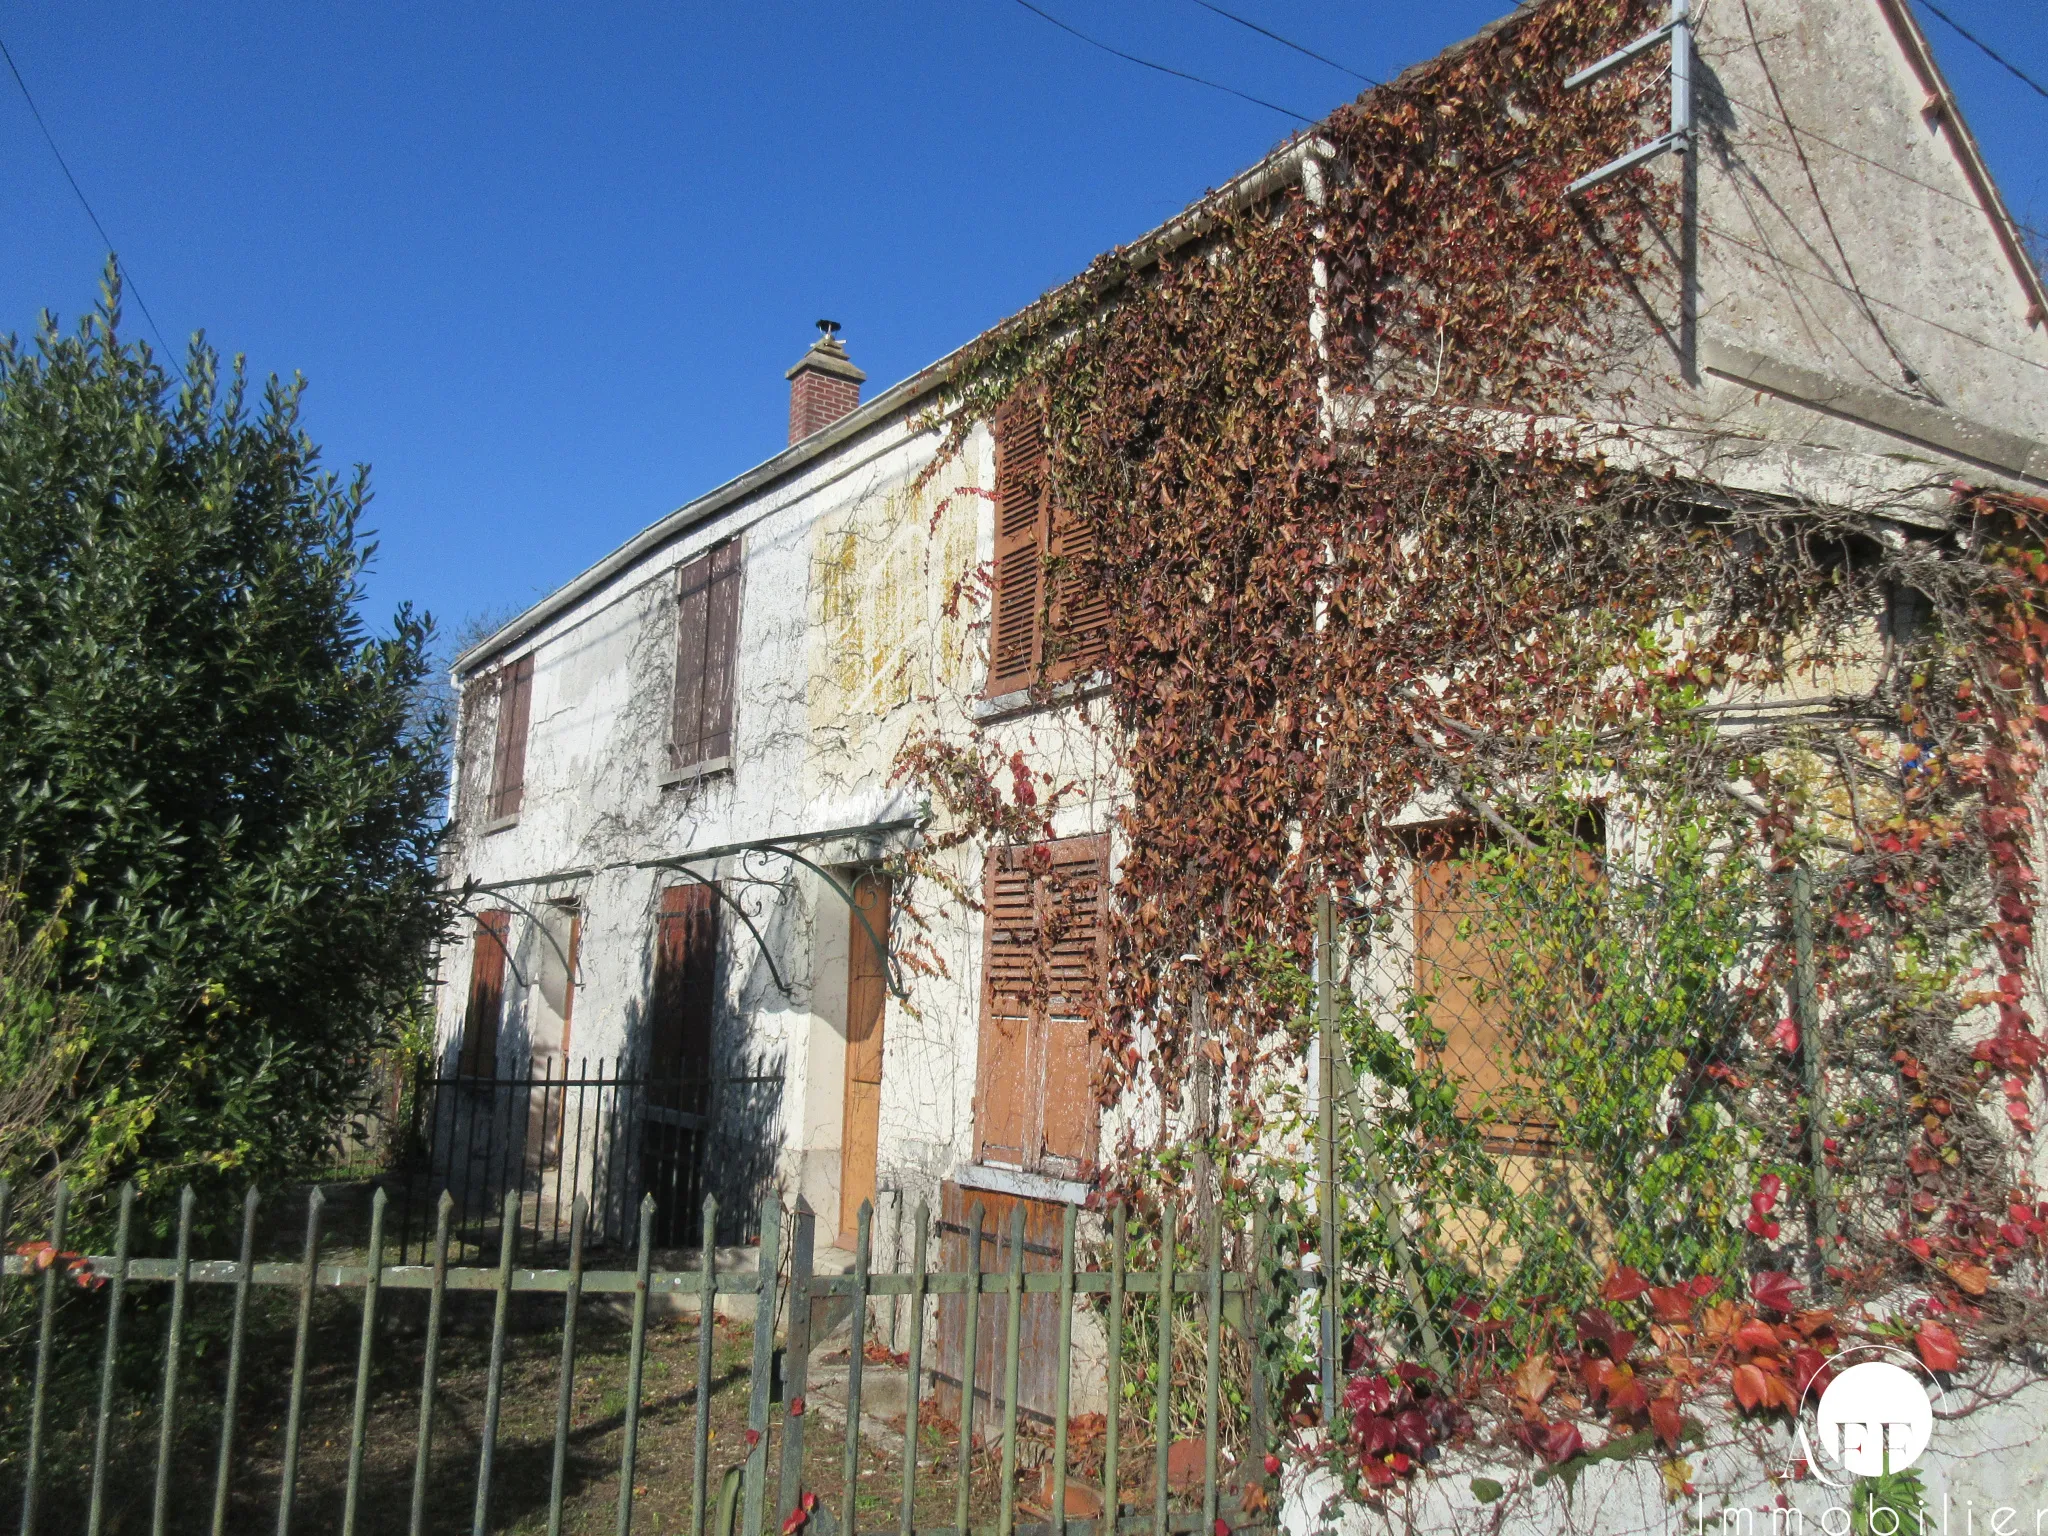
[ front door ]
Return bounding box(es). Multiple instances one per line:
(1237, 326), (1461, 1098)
(839, 872), (891, 1245)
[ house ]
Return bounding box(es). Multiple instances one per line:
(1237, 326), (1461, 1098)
(429, 0), (2048, 1315)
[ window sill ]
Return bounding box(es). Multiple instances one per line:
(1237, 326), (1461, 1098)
(956, 1161), (1093, 1207)
(660, 755), (733, 789)
(484, 813), (521, 836)
(972, 671), (1109, 725)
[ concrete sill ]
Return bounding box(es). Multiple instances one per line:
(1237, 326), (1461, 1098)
(483, 813), (521, 836)
(659, 755), (732, 789)
(972, 672), (1109, 725)
(955, 1161), (1093, 1207)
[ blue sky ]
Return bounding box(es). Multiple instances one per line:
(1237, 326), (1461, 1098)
(5, 1), (2044, 651)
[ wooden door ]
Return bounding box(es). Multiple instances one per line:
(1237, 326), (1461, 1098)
(840, 872), (891, 1244)
(932, 1181), (1067, 1425)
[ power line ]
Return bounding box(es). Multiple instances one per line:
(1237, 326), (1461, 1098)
(1912, 0), (2048, 102)
(1007, 0), (1316, 124)
(1182, 0), (1378, 87)
(0, 29), (186, 382)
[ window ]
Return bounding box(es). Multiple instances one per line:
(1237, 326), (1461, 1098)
(975, 834), (1107, 1177)
(985, 397), (1108, 697)
(487, 654), (535, 824)
(1412, 821), (1600, 1153)
(670, 541), (742, 773)
(458, 910), (512, 1077)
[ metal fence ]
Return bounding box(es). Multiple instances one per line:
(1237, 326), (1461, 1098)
(0, 1179), (1281, 1536)
(377, 1062), (782, 1264)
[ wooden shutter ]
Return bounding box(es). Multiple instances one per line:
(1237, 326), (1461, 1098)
(986, 399), (1048, 697)
(1414, 832), (1575, 1154)
(672, 540), (742, 769)
(974, 834), (1107, 1174)
(1046, 501), (1109, 680)
(489, 654), (534, 821)
(701, 541), (741, 760)
(648, 883), (720, 1102)
(459, 910), (512, 1076)
(976, 850), (1038, 1166)
(1036, 837), (1107, 1170)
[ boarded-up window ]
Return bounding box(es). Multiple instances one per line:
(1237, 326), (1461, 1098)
(648, 883), (720, 1098)
(932, 1182), (1066, 1425)
(1413, 825), (1599, 1154)
(488, 654), (535, 822)
(459, 910), (512, 1076)
(985, 397), (1108, 697)
(671, 541), (742, 771)
(975, 834), (1107, 1177)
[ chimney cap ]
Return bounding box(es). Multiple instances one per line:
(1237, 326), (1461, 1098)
(786, 323), (866, 384)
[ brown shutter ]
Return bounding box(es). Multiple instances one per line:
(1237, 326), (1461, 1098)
(648, 883), (720, 1101)
(974, 834), (1107, 1174)
(672, 540), (741, 769)
(1047, 499), (1109, 680)
(459, 910), (512, 1076)
(1035, 836), (1107, 1170)
(672, 550), (711, 768)
(986, 399), (1048, 696)
(1414, 833), (1570, 1154)
(975, 848), (1038, 1166)
(489, 654), (534, 820)
(700, 540), (742, 761)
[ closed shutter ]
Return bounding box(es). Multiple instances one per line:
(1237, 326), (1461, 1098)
(986, 399), (1048, 697)
(1414, 830), (1589, 1154)
(701, 541), (742, 760)
(672, 540), (742, 769)
(974, 834), (1107, 1175)
(648, 883), (720, 1101)
(1036, 837), (1107, 1170)
(1046, 503), (1109, 680)
(459, 910), (512, 1076)
(489, 654), (534, 821)
(976, 851), (1038, 1166)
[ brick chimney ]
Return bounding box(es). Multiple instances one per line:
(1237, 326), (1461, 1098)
(786, 320), (866, 445)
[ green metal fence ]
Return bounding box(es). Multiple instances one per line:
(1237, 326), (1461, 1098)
(1, 1181), (1277, 1536)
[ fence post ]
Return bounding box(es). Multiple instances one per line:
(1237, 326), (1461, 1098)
(1315, 892), (1339, 1421)
(1793, 863), (1836, 1295)
(742, 1195), (783, 1536)
(777, 1200), (817, 1531)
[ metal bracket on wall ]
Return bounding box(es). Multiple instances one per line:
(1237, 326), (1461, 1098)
(1562, 0), (1693, 199)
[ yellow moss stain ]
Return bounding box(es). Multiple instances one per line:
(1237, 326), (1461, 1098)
(809, 443), (983, 743)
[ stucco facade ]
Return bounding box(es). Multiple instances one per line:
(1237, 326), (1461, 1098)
(431, 0), (2048, 1267)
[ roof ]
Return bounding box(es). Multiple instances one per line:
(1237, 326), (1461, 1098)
(455, 0), (2046, 676)
(454, 130), (1332, 676)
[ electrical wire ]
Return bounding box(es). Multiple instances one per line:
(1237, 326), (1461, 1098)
(1181, 0), (1379, 87)
(1007, 0), (1316, 124)
(0, 30), (185, 382)
(1912, 0), (2048, 103)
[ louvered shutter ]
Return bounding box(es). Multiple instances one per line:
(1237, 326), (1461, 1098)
(700, 541), (742, 761)
(1047, 499), (1109, 681)
(489, 655), (534, 821)
(976, 848), (1037, 1166)
(1035, 836), (1107, 1171)
(459, 910), (512, 1076)
(986, 399), (1048, 696)
(973, 834), (1107, 1174)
